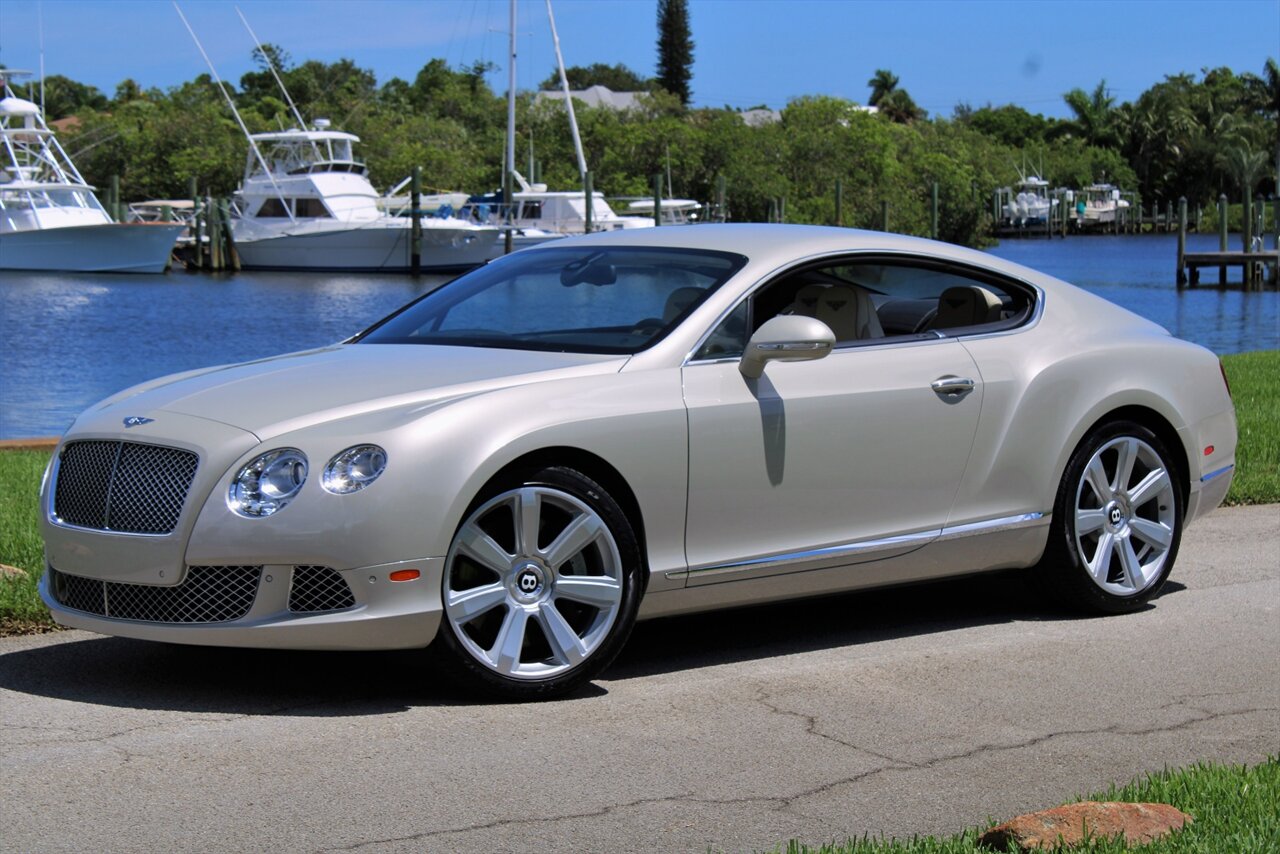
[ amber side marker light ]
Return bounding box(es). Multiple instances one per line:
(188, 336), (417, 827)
(389, 569), (420, 582)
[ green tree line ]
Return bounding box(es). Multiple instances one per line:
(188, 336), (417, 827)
(11, 53), (1277, 248)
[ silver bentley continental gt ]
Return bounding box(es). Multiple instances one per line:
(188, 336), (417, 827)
(40, 225), (1237, 699)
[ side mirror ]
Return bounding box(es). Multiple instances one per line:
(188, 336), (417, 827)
(739, 315), (836, 379)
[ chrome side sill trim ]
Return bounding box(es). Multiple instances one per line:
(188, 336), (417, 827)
(938, 512), (1047, 540)
(668, 511), (1049, 582)
(1200, 464), (1234, 483)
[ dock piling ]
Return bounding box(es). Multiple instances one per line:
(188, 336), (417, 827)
(930, 182), (938, 241)
(583, 171), (593, 234)
(1176, 197), (1188, 288)
(652, 173), (663, 228)
(881, 200), (889, 233)
(834, 179), (843, 228)
(410, 166), (422, 276)
(1219, 194), (1229, 285)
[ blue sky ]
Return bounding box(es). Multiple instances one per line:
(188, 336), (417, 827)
(1, 0), (1276, 118)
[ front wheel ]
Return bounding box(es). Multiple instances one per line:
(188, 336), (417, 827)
(1039, 421), (1183, 613)
(435, 466), (643, 700)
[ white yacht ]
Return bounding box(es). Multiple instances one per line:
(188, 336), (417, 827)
(0, 71), (183, 273)
(231, 122), (499, 272)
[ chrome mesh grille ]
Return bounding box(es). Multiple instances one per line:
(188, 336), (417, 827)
(50, 566), (261, 623)
(54, 441), (198, 535)
(289, 566), (356, 613)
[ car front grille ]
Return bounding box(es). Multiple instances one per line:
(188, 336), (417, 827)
(289, 565), (357, 613)
(53, 440), (199, 535)
(49, 566), (261, 623)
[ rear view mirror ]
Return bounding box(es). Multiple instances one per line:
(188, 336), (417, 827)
(739, 315), (836, 378)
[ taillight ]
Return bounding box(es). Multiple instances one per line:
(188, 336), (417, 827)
(1219, 360), (1232, 399)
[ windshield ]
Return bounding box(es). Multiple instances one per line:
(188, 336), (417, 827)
(356, 245), (747, 354)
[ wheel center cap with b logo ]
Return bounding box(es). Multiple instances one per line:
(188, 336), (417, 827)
(1102, 499), (1129, 533)
(512, 563), (547, 602)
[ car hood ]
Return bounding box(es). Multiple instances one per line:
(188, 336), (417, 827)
(83, 344), (628, 440)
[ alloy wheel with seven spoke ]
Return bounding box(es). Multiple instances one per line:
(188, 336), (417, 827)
(1073, 436), (1176, 596)
(444, 486), (624, 680)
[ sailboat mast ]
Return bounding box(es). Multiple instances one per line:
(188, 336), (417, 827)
(546, 0), (587, 182)
(506, 0), (517, 193)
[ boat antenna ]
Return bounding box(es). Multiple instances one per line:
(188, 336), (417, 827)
(545, 0), (587, 182)
(173, 2), (294, 222)
(234, 5), (307, 132)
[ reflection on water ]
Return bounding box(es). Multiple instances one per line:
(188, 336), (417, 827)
(988, 234), (1278, 356)
(0, 271), (450, 438)
(1, 233), (1276, 439)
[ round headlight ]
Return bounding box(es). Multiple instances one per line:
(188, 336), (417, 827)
(322, 444), (387, 495)
(228, 448), (308, 518)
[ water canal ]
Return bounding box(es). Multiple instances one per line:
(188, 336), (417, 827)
(1, 232), (1276, 439)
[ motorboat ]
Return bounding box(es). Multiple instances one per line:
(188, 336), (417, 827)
(0, 71), (183, 273)
(1001, 175), (1056, 226)
(624, 197), (703, 225)
(230, 121), (500, 272)
(464, 172), (656, 257)
(1077, 183), (1131, 226)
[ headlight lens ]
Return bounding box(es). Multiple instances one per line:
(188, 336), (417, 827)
(228, 448), (308, 517)
(322, 444), (387, 494)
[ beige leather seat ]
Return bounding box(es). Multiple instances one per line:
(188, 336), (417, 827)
(788, 283), (884, 342)
(932, 285), (1002, 329)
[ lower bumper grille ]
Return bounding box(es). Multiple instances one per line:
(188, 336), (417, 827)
(50, 566), (261, 623)
(289, 565), (356, 613)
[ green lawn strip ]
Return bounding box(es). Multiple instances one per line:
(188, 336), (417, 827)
(1222, 350), (1280, 506)
(0, 351), (1275, 629)
(0, 449), (53, 630)
(776, 757), (1279, 853)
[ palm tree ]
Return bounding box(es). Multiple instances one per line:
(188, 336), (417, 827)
(867, 69), (899, 107)
(1216, 143), (1269, 196)
(1063, 80), (1119, 148)
(877, 88), (925, 124)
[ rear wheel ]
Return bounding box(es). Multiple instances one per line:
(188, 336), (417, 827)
(1040, 421), (1183, 613)
(436, 466), (642, 699)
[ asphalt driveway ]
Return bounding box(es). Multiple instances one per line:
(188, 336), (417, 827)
(3, 504), (1276, 853)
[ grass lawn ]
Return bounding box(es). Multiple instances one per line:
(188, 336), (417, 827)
(0, 350), (1275, 631)
(777, 757), (1279, 852)
(1220, 350), (1280, 505)
(0, 449), (51, 631)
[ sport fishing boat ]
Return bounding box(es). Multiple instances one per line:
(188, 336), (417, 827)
(0, 70), (183, 273)
(1077, 183), (1131, 226)
(230, 121), (500, 272)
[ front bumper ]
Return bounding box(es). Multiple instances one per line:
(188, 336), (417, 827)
(40, 557), (444, 651)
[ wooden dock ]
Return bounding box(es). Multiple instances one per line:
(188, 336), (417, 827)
(1178, 250), (1279, 287)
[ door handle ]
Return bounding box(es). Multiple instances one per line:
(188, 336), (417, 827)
(931, 377), (975, 396)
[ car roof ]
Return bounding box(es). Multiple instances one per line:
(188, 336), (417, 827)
(526, 223), (1055, 288)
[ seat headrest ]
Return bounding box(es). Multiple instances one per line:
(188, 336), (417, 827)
(933, 285), (1002, 329)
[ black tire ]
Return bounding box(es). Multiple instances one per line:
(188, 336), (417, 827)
(434, 466), (643, 700)
(1038, 420), (1184, 614)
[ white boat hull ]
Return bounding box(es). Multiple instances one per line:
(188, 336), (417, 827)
(0, 223), (183, 273)
(233, 222), (500, 272)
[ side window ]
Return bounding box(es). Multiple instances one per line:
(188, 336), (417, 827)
(692, 257), (1034, 361)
